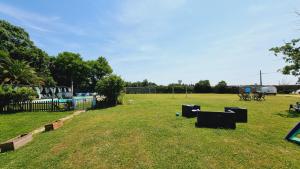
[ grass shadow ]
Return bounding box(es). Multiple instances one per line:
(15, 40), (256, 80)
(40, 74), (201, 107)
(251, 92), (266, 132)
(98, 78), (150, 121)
(0, 110), (30, 115)
(275, 110), (300, 118)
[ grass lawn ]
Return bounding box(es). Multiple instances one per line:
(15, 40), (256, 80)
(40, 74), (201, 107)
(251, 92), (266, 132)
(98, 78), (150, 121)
(0, 94), (300, 169)
(0, 111), (73, 143)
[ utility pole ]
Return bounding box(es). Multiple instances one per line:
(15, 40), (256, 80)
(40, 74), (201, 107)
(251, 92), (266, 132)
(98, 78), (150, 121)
(260, 70), (262, 86)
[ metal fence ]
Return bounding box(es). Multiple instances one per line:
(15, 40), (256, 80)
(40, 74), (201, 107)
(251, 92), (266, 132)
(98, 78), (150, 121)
(0, 98), (93, 113)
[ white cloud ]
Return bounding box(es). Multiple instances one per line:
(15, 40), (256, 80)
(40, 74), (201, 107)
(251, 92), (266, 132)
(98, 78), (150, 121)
(0, 2), (87, 36)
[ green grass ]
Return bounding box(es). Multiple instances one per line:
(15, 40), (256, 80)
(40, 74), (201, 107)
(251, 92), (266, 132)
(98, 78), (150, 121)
(0, 111), (73, 143)
(0, 94), (300, 169)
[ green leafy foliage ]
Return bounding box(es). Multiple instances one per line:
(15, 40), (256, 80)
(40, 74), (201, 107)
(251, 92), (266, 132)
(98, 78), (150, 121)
(0, 85), (13, 106)
(95, 74), (125, 106)
(270, 39), (300, 78)
(194, 80), (212, 93)
(214, 80), (227, 93)
(0, 20), (33, 51)
(0, 20), (54, 85)
(50, 53), (114, 93)
(86, 56), (113, 91)
(13, 86), (37, 102)
(117, 92), (125, 105)
(0, 85), (37, 106)
(0, 20), (114, 91)
(125, 79), (157, 87)
(0, 51), (44, 85)
(51, 52), (89, 88)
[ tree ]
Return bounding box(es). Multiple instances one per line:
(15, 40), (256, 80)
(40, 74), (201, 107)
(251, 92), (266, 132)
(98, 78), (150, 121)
(0, 51), (44, 85)
(86, 56), (112, 91)
(215, 80), (227, 93)
(142, 79), (149, 87)
(0, 20), (118, 90)
(0, 20), (54, 85)
(51, 52), (89, 92)
(0, 20), (34, 52)
(194, 80), (212, 93)
(270, 39), (300, 80)
(95, 74), (125, 106)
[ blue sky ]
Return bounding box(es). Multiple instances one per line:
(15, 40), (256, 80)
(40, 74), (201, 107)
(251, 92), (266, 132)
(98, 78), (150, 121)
(0, 0), (299, 85)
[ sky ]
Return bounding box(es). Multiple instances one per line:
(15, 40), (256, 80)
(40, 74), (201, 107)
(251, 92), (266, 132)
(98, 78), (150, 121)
(0, 0), (299, 85)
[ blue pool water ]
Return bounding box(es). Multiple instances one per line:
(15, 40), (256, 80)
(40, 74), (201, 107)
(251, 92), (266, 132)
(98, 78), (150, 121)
(33, 96), (93, 103)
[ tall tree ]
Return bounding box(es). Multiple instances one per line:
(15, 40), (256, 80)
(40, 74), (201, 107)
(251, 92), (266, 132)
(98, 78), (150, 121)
(86, 56), (112, 91)
(0, 20), (54, 85)
(51, 52), (89, 92)
(194, 80), (212, 93)
(142, 79), (149, 87)
(215, 80), (227, 93)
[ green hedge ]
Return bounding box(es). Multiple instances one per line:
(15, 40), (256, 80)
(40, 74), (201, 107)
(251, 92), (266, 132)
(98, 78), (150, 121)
(275, 85), (300, 94)
(0, 85), (37, 106)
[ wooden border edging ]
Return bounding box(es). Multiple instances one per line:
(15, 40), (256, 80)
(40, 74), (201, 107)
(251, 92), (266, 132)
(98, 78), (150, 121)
(0, 133), (33, 153)
(0, 110), (86, 153)
(44, 120), (64, 132)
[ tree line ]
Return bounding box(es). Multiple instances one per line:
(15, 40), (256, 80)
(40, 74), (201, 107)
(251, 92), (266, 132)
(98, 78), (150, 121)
(0, 20), (124, 106)
(125, 79), (239, 93)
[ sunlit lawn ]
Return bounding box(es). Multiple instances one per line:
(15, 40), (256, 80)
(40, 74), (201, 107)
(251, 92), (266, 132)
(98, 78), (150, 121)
(0, 94), (300, 169)
(0, 111), (73, 143)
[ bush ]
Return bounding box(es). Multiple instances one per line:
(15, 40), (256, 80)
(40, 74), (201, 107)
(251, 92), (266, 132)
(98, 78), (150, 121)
(275, 85), (300, 94)
(117, 92), (125, 105)
(13, 87), (37, 102)
(0, 85), (14, 106)
(0, 85), (37, 106)
(95, 74), (125, 106)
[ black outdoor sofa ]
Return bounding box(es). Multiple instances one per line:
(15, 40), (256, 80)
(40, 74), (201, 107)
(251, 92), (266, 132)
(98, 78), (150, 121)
(181, 104), (247, 129)
(182, 104), (200, 118)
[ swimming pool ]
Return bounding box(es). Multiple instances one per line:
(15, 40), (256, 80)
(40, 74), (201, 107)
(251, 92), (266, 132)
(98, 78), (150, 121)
(33, 96), (93, 103)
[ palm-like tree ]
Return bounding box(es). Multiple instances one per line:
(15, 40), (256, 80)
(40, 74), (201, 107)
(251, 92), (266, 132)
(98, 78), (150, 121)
(0, 51), (44, 85)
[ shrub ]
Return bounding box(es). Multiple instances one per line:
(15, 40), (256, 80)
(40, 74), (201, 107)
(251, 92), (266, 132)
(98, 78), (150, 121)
(117, 92), (125, 105)
(0, 85), (14, 106)
(0, 85), (37, 106)
(95, 74), (125, 106)
(13, 87), (37, 102)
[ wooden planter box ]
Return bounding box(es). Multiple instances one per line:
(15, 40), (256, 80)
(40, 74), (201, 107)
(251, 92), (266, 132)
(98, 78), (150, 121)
(182, 104), (201, 118)
(0, 133), (33, 153)
(44, 120), (63, 132)
(195, 111), (236, 129)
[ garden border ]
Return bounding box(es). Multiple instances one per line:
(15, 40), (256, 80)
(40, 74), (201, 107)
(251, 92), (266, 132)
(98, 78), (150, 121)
(0, 110), (86, 153)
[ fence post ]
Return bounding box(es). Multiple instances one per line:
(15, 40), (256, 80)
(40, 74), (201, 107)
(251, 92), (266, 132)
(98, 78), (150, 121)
(29, 101), (32, 112)
(83, 99), (85, 110)
(0, 103), (3, 113)
(51, 98), (54, 112)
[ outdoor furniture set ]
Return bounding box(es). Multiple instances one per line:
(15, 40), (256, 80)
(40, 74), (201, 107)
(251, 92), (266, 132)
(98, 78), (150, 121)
(182, 104), (247, 129)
